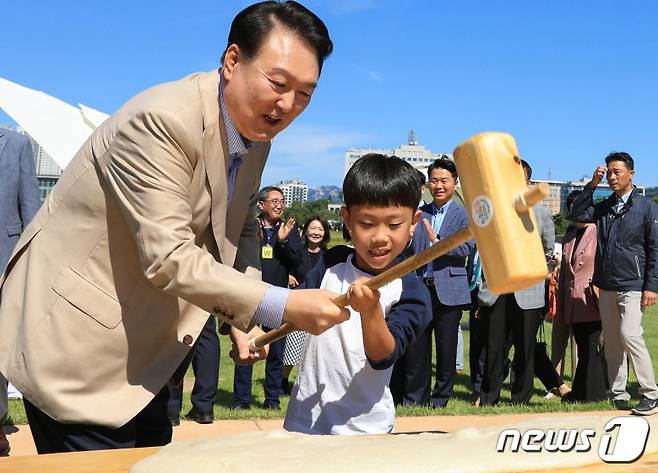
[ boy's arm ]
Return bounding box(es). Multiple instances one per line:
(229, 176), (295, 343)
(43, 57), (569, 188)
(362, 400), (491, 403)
(352, 275), (432, 370)
(349, 278), (396, 363)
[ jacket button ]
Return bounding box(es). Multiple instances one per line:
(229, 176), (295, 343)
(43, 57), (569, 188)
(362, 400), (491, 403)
(183, 335), (193, 346)
(213, 306), (222, 314)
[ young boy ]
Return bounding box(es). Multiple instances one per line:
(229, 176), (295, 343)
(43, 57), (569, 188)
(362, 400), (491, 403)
(283, 153), (432, 435)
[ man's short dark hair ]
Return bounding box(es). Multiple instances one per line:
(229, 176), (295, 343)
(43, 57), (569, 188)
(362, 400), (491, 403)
(258, 186), (284, 202)
(222, 1), (333, 74)
(566, 190), (581, 212)
(427, 157), (458, 181)
(521, 159), (532, 180)
(343, 154), (420, 211)
(605, 151), (634, 171)
(416, 169), (426, 187)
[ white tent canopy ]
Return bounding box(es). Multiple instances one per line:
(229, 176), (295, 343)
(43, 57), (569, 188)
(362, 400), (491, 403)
(0, 76), (109, 170)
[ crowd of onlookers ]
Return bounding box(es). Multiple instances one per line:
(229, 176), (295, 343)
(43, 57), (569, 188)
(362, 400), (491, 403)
(166, 150), (657, 430)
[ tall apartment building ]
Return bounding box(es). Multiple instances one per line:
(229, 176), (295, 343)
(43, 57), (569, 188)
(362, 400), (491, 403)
(276, 178), (309, 204)
(344, 130), (451, 177)
(7, 126), (63, 202)
(15, 126), (62, 176)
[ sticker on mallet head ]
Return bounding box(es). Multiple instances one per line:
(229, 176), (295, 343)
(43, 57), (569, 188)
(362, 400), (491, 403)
(472, 196), (494, 227)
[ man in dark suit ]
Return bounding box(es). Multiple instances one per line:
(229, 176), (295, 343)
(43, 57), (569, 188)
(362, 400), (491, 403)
(400, 158), (474, 408)
(477, 160), (556, 406)
(0, 127), (41, 456)
(233, 186), (303, 410)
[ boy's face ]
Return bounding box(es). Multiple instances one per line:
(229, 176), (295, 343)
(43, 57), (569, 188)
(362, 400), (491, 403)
(341, 204), (421, 274)
(428, 167), (457, 206)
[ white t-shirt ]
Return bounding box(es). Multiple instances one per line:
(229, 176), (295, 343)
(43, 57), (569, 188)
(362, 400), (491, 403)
(284, 254), (405, 435)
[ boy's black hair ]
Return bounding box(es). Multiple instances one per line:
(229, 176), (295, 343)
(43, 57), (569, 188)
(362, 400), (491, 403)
(427, 157), (458, 180)
(605, 151), (634, 171)
(343, 153), (420, 211)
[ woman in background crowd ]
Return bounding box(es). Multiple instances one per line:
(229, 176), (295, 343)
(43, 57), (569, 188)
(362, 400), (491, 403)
(558, 191), (607, 402)
(282, 215), (332, 394)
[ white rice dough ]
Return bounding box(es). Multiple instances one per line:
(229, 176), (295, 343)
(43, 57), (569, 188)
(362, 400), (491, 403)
(131, 415), (658, 473)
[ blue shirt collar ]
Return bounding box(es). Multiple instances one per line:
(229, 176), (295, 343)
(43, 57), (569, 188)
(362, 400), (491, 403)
(218, 74), (252, 157)
(431, 199), (452, 215)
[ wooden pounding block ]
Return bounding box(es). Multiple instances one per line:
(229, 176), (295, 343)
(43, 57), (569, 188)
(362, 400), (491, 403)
(453, 132), (549, 294)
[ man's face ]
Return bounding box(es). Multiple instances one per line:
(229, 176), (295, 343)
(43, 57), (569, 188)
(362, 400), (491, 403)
(222, 27), (320, 141)
(340, 204), (420, 274)
(606, 160), (634, 196)
(428, 168), (457, 206)
(259, 190), (285, 223)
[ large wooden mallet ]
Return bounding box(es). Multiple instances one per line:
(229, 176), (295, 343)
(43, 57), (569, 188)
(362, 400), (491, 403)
(250, 132), (549, 351)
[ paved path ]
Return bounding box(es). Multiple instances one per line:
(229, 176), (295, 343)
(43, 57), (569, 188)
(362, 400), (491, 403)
(2, 409), (625, 457)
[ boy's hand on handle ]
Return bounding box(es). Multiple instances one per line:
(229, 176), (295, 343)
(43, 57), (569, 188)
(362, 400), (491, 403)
(348, 277), (381, 316)
(283, 289), (350, 335)
(278, 218), (296, 241)
(591, 165), (607, 187)
(230, 325), (268, 365)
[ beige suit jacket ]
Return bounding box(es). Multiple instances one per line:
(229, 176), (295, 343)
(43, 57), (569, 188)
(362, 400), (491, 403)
(0, 70), (272, 428)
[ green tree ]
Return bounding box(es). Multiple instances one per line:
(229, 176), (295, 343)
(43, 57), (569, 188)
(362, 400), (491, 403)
(553, 212), (571, 240)
(284, 199), (341, 229)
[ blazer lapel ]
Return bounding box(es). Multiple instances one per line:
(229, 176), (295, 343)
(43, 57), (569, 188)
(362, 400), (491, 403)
(198, 69), (229, 264)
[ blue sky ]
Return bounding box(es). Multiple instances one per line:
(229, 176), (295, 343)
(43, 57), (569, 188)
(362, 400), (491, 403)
(2, 1), (657, 188)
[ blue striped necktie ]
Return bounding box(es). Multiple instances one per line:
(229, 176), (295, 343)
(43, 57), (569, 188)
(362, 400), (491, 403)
(227, 156), (243, 206)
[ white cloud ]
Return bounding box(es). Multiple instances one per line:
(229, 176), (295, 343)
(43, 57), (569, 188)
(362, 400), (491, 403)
(261, 125), (370, 188)
(355, 67), (385, 82)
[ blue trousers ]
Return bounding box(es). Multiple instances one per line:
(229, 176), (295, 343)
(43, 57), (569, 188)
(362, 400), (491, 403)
(168, 316), (220, 417)
(233, 327), (285, 407)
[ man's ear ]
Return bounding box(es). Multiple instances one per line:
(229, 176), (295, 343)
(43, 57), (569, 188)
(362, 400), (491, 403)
(222, 44), (241, 80)
(257, 200), (265, 212)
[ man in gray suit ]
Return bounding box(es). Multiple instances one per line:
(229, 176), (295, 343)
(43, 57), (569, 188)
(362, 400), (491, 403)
(0, 127), (41, 455)
(478, 160), (555, 405)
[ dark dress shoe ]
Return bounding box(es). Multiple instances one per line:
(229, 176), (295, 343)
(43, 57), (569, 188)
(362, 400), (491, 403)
(0, 428), (10, 457)
(232, 403), (251, 410)
(184, 407), (214, 424)
(262, 401), (280, 410)
(168, 416), (180, 427)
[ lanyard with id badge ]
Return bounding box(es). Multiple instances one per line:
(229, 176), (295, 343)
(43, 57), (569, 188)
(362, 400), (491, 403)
(260, 218), (278, 260)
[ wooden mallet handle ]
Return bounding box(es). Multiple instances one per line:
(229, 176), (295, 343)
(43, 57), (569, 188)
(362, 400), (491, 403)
(514, 183), (550, 212)
(249, 227), (474, 351)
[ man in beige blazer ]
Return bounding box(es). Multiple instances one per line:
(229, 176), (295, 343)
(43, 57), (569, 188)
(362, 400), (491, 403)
(0, 1), (348, 453)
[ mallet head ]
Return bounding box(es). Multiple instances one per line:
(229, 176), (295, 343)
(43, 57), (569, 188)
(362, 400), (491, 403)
(453, 132), (549, 294)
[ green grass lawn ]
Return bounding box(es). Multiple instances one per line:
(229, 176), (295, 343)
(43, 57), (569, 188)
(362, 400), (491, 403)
(5, 304), (657, 425)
